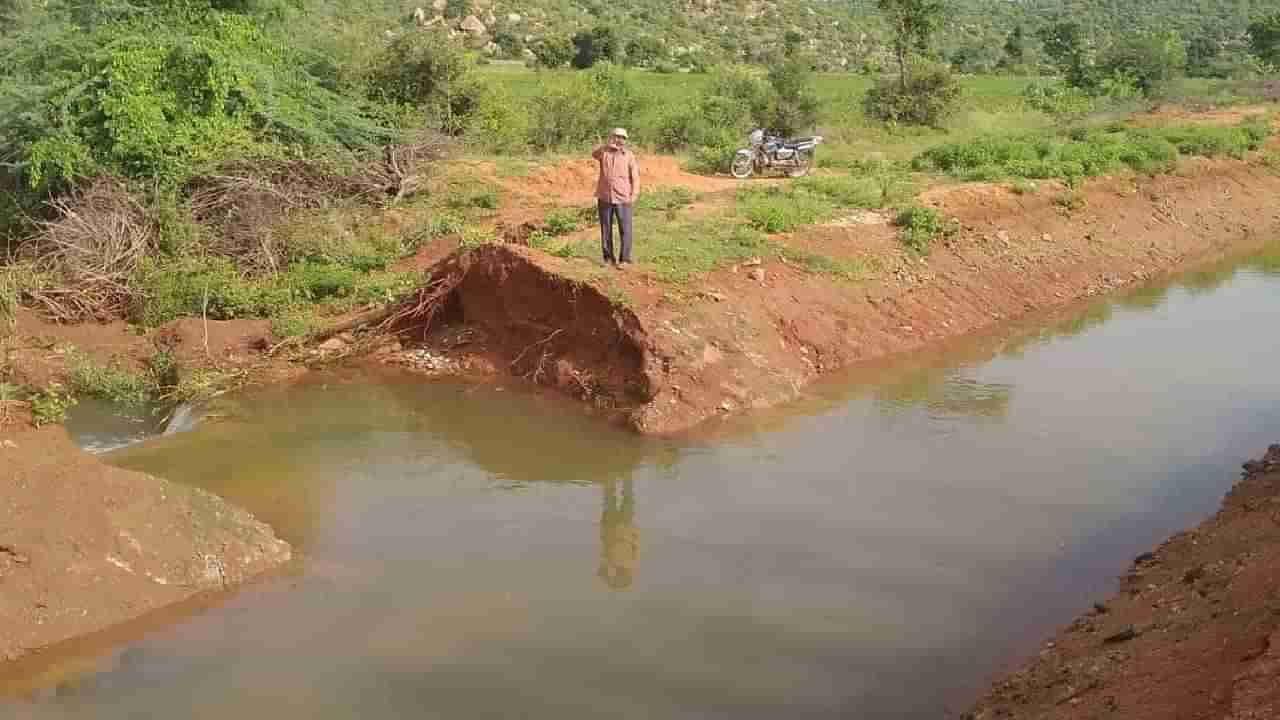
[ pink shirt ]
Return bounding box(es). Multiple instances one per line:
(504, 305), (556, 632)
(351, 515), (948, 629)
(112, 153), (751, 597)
(592, 146), (640, 204)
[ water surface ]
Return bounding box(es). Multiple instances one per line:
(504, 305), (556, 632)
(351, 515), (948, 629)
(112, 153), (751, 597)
(5, 243), (1279, 719)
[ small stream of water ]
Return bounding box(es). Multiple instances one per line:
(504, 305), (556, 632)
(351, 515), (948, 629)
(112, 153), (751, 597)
(5, 243), (1280, 719)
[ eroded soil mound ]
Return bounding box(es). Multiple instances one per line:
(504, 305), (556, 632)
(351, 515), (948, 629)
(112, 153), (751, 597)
(386, 244), (659, 412)
(0, 425), (292, 663)
(966, 445), (1280, 720)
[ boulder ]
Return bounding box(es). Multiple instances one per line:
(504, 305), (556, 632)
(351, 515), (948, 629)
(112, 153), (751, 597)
(431, 0), (446, 10)
(506, 12), (522, 23)
(459, 14), (486, 35)
(483, 10), (496, 26)
(412, 6), (427, 25)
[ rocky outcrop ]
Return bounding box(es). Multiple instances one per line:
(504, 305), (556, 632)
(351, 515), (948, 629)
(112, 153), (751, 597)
(459, 14), (486, 35)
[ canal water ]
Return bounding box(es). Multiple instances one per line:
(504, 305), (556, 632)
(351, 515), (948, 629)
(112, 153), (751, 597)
(5, 243), (1279, 719)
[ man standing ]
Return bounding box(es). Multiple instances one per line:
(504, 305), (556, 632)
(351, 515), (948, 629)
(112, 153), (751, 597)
(592, 128), (640, 267)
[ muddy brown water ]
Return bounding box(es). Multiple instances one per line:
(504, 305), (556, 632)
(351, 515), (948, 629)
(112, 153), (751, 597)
(6, 243), (1280, 719)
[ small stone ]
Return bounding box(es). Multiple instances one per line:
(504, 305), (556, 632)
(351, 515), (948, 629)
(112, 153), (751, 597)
(1041, 233), (1052, 242)
(317, 337), (347, 352)
(747, 268), (766, 283)
(1103, 626), (1137, 644)
(1, 440), (17, 450)
(744, 256), (763, 267)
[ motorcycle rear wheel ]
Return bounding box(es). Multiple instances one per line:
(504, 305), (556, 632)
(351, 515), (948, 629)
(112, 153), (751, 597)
(788, 150), (813, 178)
(730, 151), (754, 179)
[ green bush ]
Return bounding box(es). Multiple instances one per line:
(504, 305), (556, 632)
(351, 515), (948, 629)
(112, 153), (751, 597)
(909, 122), (1271, 182)
(133, 256), (282, 326)
(894, 205), (944, 253)
(1021, 82), (1098, 118)
(527, 64), (642, 151)
(29, 384), (76, 427)
(1098, 31), (1188, 96)
(763, 55), (820, 136)
(366, 30), (482, 135)
(465, 85), (531, 153)
(1, 6), (387, 193)
(65, 353), (153, 406)
(543, 209), (580, 236)
(864, 61), (963, 127)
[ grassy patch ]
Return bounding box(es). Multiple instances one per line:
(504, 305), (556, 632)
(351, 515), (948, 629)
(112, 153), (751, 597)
(543, 208), (581, 236)
(894, 206), (945, 254)
(458, 226), (499, 250)
(781, 248), (866, 280)
(65, 353), (153, 406)
(636, 186), (697, 212)
(915, 121), (1273, 183)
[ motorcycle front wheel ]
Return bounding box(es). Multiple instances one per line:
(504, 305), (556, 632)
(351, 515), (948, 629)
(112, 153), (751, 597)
(788, 150), (813, 178)
(730, 151), (755, 179)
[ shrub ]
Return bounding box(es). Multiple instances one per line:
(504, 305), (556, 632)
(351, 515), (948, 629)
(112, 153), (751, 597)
(466, 85), (531, 153)
(65, 353), (152, 406)
(526, 64), (642, 150)
(1022, 82), (1097, 118)
(366, 31), (482, 135)
(864, 61), (963, 127)
(894, 205), (944, 253)
(2, 8), (386, 193)
(763, 55), (820, 137)
(530, 35), (574, 69)
(572, 25), (621, 69)
(543, 209), (579, 236)
(1097, 32), (1188, 96)
(29, 384), (76, 427)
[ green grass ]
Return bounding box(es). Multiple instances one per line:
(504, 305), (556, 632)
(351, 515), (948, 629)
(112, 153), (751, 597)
(915, 121), (1273, 183)
(780, 248), (866, 280)
(65, 352), (153, 406)
(635, 186), (697, 212)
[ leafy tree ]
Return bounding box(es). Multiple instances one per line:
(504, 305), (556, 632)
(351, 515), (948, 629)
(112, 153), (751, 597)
(1037, 21), (1095, 89)
(492, 28), (523, 57)
(366, 30), (481, 134)
(1098, 31), (1186, 95)
(623, 35), (664, 67)
(1186, 32), (1221, 77)
(1248, 13), (1280, 66)
(876, 0), (945, 89)
(864, 59), (961, 126)
(867, 0), (959, 125)
(443, 0), (470, 20)
(571, 25), (621, 69)
(1002, 26), (1026, 66)
(763, 55), (819, 136)
(531, 35), (574, 69)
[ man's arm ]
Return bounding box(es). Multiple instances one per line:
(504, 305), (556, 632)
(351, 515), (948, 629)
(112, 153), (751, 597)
(592, 145), (606, 160)
(629, 155), (640, 202)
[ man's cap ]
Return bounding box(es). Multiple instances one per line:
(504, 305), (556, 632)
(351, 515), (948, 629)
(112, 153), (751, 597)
(610, 127), (629, 138)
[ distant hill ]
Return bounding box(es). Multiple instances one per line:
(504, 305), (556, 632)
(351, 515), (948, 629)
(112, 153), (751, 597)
(409, 0), (1270, 71)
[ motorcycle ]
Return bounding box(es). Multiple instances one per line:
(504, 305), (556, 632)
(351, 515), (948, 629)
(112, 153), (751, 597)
(730, 129), (823, 179)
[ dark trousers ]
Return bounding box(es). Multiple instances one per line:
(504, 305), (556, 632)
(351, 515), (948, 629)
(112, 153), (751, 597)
(598, 201), (633, 263)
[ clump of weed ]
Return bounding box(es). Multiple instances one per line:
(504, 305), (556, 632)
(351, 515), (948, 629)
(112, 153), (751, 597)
(527, 230), (556, 251)
(781, 248), (865, 280)
(738, 186), (835, 233)
(29, 383), (77, 426)
(65, 352), (153, 406)
(1053, 191), (1087, 213)
(1011, 179), (1038, 195)
(636, 186), (697, 212)
(458, 226), (498, 250)
(894, 206), (945, 254)
(271, 306), (324, 339)
(543, 209), (580, 236)
(409, 213), (466, 247)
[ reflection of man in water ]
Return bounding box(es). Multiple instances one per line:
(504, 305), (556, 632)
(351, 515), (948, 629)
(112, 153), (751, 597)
(598, 477), (639, 590)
